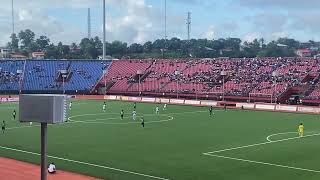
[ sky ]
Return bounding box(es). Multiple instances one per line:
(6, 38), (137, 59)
(0, 0), (320, 46)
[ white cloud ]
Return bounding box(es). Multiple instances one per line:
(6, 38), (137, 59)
(243, 32), (260, 42)
(201, 26), (216, 39)
(270, 31), (288, 40)
(0, 0), (164, 46)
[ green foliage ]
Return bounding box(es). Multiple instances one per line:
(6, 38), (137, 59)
(6, 29), (317, 59)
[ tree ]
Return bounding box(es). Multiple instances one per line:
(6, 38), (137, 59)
(128, 43), (143, 53)
(36, 35), (50, 50)
(109, 41), (127, 57)
(152, 39), (166, 50)
(45, 44), (59, 59)
(8, 33), (19, 52)
(18, 29), (35, 49)
(143, 41), (152, 53)
(167, 37), (181, 51)
(79, 38), (101, 59)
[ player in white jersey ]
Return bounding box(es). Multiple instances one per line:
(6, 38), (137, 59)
(163, 104), (167, 111)
(69, 102), (72, 110)
(132, 110), (137, 120)
(103, 102), (106, 112)
(156, 106), (159, 114)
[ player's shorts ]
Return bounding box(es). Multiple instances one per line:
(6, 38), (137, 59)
(2, 126), (5, 130)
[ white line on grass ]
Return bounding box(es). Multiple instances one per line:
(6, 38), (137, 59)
(266, 132), (297, 142)
(69, 116), (174, 125)
(68, 110), (207, 121)
(69, 114), (172, 123)
(0, 145), (170, 180)
(203, 132), (320, 174)
(6, 125), (40, 130)
(203, 153), (320, 173)
(204, 132), (320, 154)
(266, 131), (318, 142)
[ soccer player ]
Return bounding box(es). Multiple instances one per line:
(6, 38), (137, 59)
(103, 102), (106, 112)
(209, 106), (213, 116)
(12, 110), (16, 120)
(133, 102), (137, 110)
(298, 123), (304, 137)
(69, 102), (72, 110)
(141, 115), (145, 128)
(163, 104), (167, 111)
(132, 110), (137, 121)
(1, 120), (5, 134)
(156, 106), (159, 114)
(120, 110), (124, 120)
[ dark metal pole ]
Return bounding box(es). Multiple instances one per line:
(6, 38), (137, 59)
(41, 123), (47, 180)
(103, 0), (106, 60)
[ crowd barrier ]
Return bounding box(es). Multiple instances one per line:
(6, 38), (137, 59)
(74, 95), (320, 114)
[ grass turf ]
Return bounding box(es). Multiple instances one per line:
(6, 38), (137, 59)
(0, 100), (320, 180)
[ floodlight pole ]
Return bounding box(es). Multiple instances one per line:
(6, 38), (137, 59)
(221, 71), (227, 102)
(175, 71), (180, 98)
(103, 70), (107, 95)
(272, 72), (278, 104)
(62, 76), (65, 94)
(41, 123), (48, 180)
(138, 75), (141, 95)
(102, 0), (106, 60)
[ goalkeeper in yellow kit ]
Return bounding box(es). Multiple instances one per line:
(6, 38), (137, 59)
(298, 123), (304, 137)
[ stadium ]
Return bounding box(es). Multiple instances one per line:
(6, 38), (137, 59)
(1, 1), (320, 180)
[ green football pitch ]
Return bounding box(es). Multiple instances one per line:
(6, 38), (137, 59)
(1, 99), (320, 180)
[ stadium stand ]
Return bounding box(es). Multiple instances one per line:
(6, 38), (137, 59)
(98, 57), (320, 103)
(0, 60), (111, 93)
(0, 60), (25, 92)
(1, 57), (320, 104)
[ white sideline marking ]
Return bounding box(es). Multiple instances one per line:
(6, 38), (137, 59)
(205, 132), (320, 154)
(0, 146), (170, 180)
(203, 153), (320, 173)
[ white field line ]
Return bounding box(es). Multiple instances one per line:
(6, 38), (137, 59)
(69, 114), (172, 123)
(203, 132), (320, 173)
(203, 153), (320, 173)
(0, 146), (170, 180)
(6, 125), (40, 130)
(6, 109), (207, 131)
(266, 131), (319, 142)
(68, 110), (207, 121)
(7, 110), (205, 130)
(204, 132), (320, 154)
(266, 132), (298, 142)
(69, 116), (174, 125)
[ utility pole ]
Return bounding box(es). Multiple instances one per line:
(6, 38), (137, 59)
(187, 12), (191, 40)
(88, 8), (91, 39)
(12, 0), (14, 34)
(102, 0), (106, 60)
(164, 0), (167, 41)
